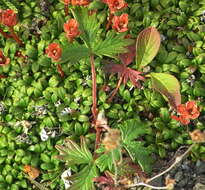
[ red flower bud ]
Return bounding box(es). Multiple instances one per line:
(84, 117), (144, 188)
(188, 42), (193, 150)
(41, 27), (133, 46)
(45, 43), (62, 62)
(64, 19), (81, 42)
(64, 0), (70, 4)
(0, 50), (10, 66)
(71, 0), (90, 6)
(1, 9), (17, 27)
(105, 0), (127, 14)
(112, 13), (128, 33)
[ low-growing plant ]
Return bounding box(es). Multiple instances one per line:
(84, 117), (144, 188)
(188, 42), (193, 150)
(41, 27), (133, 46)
(0, 0), (203, 190)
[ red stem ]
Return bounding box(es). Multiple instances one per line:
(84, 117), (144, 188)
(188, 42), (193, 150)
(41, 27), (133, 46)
(57, 64), (65, 78)
(90, 54), (101, 151)
(8, 27), (24, 46)
(64, 4), (69, 16)
(0, 28), (12, 39)
(108, 76), (123, 102)
(90, 54), (98, 123)
(106, 13), (114, 30)
(95, 127), (102, 151)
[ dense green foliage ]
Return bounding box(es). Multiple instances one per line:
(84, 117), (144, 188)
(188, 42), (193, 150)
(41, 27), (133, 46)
(0, 0), (205, 189)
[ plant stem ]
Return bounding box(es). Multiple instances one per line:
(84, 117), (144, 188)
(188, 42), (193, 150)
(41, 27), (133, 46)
(146, 143), (195, 183)
(95, 127), (102, 151)
(106, 12), (114, 30)
(64, 4), (69, 16)
(0, 28), (12, 39)
(111, 150), (118, 186)
(90, 54), (98, 123)
(57, 64), (65, 78)
(8, 27), (24, 46)
(108, 76), (123, 102)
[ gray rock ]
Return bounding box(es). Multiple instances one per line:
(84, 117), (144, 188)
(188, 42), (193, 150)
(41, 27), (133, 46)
(196, 175), (205, 184)
(193, 183), (205, 190)
(177, 178), (188, 188)
(175, 171), (183, 182)
(149, 176), (163, 188)
(196, 161), (205, 174)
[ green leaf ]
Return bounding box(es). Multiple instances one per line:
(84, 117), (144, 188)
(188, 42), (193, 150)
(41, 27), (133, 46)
(150, 72), (181, 109)
(95, 148), (121, 172)
(136, 27), (161, 69)
(55, 137), (93, 165)
(71, 7), (100, 49)
(93, 31), (133, 58)
(119, 119), (153, 173)
(68, 164), (98, 190)
(95, 152), (113, 172)
(123, 141), (153, 173)
(119, 119), (151, 143)
(60, 43), (90, 63)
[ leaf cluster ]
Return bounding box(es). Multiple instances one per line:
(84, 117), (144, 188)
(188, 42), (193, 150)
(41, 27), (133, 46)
(60, 7), (132, 63)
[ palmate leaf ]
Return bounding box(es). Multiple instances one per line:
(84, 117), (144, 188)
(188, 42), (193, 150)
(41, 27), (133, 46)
(71, 7), (100, 49)
(60, 42), (90, 63)
(119, 119), (151, 143)
(68, 164), (98, 190)
(124, 141), (153, 173)
(150, 72), (181, 110)
(55, 137), (93, 165)
(95, 152), (113, 172)
(95, 148), (121, 172)
(105, 62), (145, 88)
(93, 31), (133, 58)
(119, 119), (153, 173)
(119, 43), (136, 65)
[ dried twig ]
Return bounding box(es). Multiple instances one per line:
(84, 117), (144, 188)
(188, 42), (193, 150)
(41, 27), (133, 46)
(127, 143), (195, 189)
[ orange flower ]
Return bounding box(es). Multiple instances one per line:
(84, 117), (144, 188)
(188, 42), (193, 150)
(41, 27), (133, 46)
(23, 165), (40, 180)
(1, 9), (17, 27)
(112, 13), (128, 33)
(64, 0), (70, 4)
(64, 19), (81, 42)
(45, 43), (62, 62)
(171, 101), (200, 125)
(105, 0), (127, 14)
(71, 0), (90, 6)
(0, 50), (10, 66)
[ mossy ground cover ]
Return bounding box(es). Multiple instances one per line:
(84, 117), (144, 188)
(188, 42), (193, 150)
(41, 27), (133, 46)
(0, 0), (205, 189)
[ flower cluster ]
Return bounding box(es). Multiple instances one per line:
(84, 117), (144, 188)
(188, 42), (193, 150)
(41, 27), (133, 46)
(61, 0), (89, 6)
(103, 0), (129, 32)
(171, 101), (200, 125)
(64, 19), (81, 42)
(0, 9), (17, 27)
(63, 0), (70, 4)
(112, 13), (128, 32)
(71, 0), (90, 6)
(103, 0), (127, 14)
(45, 43), (62, 62)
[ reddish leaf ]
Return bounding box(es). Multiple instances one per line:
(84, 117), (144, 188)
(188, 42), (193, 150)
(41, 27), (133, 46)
(0, 75), (7, 78)
(104, 62), (126, 75)
(119, 43), (136, 65)
(125, 67), (145, 88)
(105, 63), (145, 88)
(94, 171), (115, 190)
